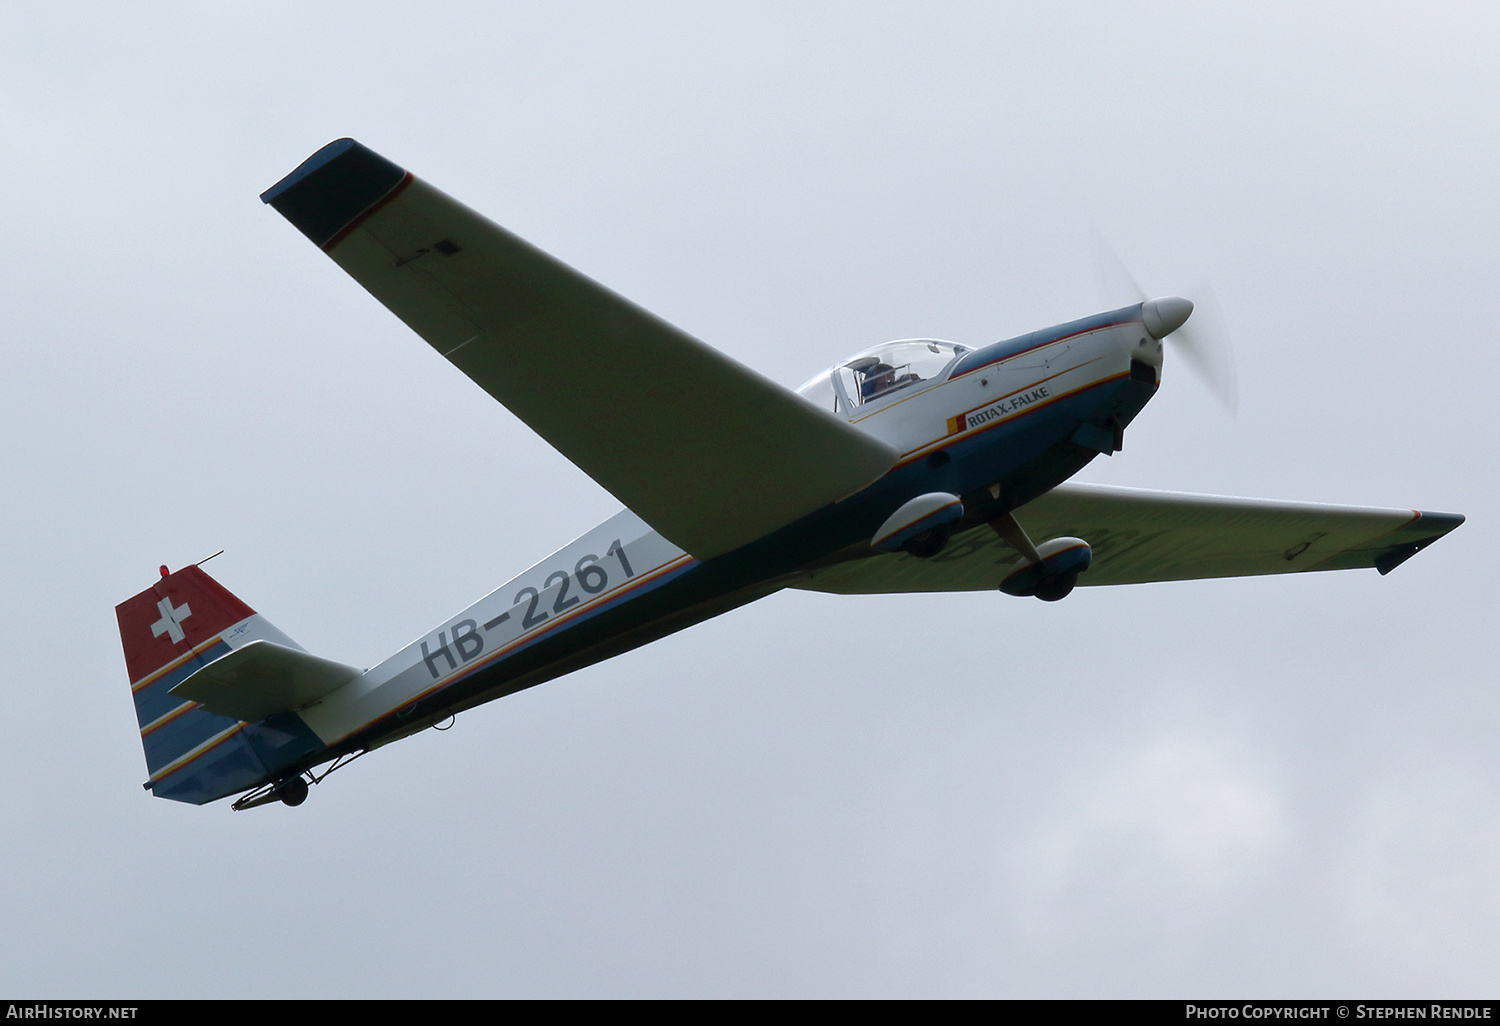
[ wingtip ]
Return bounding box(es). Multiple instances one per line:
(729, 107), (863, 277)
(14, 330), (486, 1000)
(259, 138), (359, 205)
(1373, 510), (1464, 575)
(1416, 510), (1466, 533)
(261, 138), (409, 249)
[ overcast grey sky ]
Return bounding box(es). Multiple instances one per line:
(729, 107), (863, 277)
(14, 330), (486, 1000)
(1, 1), (1494, 998)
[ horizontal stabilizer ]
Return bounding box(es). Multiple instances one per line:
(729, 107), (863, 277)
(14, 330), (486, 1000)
(169, 641), (360, 723)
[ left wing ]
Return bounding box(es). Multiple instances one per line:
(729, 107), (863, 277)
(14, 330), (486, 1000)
(262, 139), (898, 560)
(795, 482), (1464, 594)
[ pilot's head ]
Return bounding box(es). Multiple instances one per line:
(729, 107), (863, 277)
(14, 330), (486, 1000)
(864, 362), (895, 398)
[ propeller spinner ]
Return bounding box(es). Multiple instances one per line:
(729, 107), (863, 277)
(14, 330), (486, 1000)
(1092, 235), (1240, 415)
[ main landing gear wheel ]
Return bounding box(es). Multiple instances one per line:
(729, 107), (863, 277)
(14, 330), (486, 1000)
(871, 492), (964, 558)
(1033, 570), (1080, 602)
(999, 538), (1092, 600)
(989, 508), (1093, 602)
(901, 523), (952, 559)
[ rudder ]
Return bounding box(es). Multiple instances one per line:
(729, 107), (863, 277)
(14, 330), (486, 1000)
(115, 564), (323, 805)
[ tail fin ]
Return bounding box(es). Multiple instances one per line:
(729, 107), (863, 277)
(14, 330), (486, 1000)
(115, 564), (323, 804)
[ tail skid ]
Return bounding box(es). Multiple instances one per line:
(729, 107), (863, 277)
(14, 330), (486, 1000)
(230, 749), (367, 811)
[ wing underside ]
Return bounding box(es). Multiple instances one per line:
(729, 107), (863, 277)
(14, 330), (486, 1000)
(262, 139), (897, 560)
(795, 482), (1464, 594)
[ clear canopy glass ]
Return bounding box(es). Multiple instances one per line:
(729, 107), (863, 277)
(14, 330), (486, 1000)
(796, 340), (969, 413)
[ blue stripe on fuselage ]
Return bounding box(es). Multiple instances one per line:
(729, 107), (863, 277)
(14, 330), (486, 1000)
(951, 306), (1141, 380)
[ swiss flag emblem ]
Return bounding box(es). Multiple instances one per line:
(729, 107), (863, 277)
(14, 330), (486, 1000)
(116, 566), (255, 684)
(150, 597), (192, 644)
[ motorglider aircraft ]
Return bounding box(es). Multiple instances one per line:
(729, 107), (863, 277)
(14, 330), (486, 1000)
(115, 138), (1465, 810)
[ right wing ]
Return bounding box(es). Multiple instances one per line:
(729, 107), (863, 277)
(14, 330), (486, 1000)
(795, 482), (1464, 594)
(262, 139), (897, 560)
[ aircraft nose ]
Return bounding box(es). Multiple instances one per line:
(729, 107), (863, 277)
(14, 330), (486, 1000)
(1142, 296), (1194, 339)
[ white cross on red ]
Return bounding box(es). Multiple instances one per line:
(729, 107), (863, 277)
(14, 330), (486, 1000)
(150, 597), (192, 645)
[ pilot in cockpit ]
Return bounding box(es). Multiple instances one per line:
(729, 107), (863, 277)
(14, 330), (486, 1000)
(799, 340), (970, 413)
(861, 362), (896, 401)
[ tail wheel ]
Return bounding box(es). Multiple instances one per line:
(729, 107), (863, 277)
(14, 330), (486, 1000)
(275, 776), (309, 807)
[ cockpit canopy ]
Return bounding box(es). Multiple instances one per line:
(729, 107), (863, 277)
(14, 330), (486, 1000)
(796, 339), (971, 414)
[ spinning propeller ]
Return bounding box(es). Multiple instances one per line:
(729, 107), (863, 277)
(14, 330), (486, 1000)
(1091, 233), (1239, 415)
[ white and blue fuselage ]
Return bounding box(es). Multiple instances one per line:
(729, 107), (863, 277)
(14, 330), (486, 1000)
(291, 306), (1161, 760)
